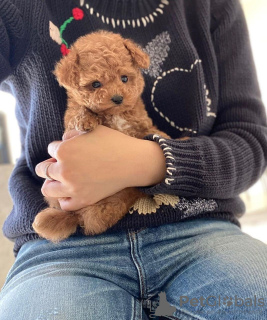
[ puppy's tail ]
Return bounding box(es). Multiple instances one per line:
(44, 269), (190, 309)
(32, 208), (79, 242)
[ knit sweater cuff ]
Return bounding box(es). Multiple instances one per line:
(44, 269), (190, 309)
(136, 134), (203, 196)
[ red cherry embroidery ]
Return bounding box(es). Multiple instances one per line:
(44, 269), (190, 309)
(72, 8), (84, 20)
(58, 8), (84, 56)
(61, 44), (70, 56)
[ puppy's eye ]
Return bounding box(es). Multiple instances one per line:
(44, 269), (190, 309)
(121, 75), (128, 83)
(92, 81), (102, 88)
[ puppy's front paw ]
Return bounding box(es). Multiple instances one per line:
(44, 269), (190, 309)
(75, 120), (95, 132)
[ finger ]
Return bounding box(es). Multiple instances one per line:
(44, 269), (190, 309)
(40, 179), (68, 198)
(35, 158), (55, 178)
(35, 160), (59, 181)
(58, 197), (85, 211)
(62, 129), (85, 141)
(47, 140), (63, 159)
(36, 157), (56, 168)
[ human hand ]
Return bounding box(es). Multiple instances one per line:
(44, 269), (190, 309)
(35, 125), (150, 211)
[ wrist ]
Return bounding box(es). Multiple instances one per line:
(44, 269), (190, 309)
(128, 139), (167, 188)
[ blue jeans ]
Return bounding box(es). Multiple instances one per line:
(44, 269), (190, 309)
(1, 218), (267, 320)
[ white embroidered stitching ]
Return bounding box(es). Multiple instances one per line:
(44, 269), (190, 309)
(204, 84), (216, 118)
(152, 134), (176, 185)
(80, 0), (169, 29)
(151, 60), (202, 134)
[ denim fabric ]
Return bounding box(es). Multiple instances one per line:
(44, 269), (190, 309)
(1, 218), (267, 320)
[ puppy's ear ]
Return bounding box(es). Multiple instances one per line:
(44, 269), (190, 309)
(53, 47), (80, 89)
(123, 39), (150, 69)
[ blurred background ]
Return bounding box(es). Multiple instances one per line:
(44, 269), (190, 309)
(0, 0), (267, 288)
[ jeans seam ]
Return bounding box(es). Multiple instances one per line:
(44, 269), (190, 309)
(127, 231), (148, 300)
(128, 227), (147, 234)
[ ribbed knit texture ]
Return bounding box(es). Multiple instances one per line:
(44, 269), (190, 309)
(0, 0), (266, 256)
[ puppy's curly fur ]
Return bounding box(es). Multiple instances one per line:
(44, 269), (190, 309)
(32, 30), (185, 242)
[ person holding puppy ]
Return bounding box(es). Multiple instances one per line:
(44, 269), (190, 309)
(0, 0), (267, 319)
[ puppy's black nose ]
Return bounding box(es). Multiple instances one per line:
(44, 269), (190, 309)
(111, 95), (123, 105)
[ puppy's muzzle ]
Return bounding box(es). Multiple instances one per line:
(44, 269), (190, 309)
(111, 95), (123, 105)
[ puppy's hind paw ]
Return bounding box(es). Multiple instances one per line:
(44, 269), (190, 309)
(32, 208), (79, 242)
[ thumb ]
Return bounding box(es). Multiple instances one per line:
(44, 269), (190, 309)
(62, 129), (85, 141)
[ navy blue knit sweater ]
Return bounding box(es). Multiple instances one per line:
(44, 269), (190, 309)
(1, 0), (267, 256)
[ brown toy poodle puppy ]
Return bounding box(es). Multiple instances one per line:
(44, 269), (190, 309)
(32, 30), (185, 242)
